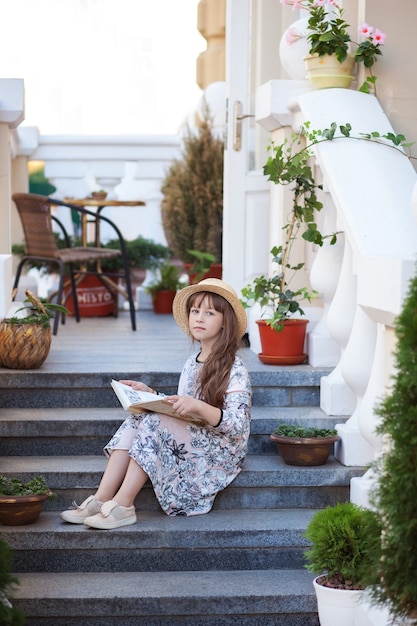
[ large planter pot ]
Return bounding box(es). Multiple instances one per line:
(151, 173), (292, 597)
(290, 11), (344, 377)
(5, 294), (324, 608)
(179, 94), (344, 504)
(152, 290), (177, 314)
(314, 576), (363, 626)
(64, 275), (117, 317)
(304, 53), (355, 89)
(256, 319), (308, 365)
(0, 321), (52, 369)
(270, 433), (340, 466)
(0, 494), (49, 525)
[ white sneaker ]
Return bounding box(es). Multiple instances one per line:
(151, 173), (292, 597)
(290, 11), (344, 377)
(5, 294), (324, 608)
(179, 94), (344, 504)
(61, 495), (102, 524)
(83, 500), (137, 529)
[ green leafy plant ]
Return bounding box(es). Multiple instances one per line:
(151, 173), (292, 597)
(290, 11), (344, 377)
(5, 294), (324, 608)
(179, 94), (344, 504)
(145, 262), (186, 295)
(160, 103), (223, 265)
(273, 424), (337, 438)
(4, 291), (70, 330)
(364, 266), (417, 621)
(281, 0), (386, 93)
(304, 502), (382, 590)
(0, 535), (26, 625)
(101, 236), (173, 272)
(241, 121), (413, 331)
(0, 475), (56, 499)
(186, 250), (216, 282)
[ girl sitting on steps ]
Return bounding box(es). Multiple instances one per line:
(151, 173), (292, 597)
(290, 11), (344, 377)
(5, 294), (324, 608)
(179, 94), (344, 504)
(61, 278), (252, 529)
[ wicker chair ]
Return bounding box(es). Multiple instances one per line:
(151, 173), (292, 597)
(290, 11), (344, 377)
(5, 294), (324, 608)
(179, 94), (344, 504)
(12, 193), (136, 334)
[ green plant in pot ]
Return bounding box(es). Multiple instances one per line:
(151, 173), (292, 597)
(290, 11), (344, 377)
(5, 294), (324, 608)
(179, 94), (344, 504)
(145, 262), (187, 314)
(270, 423), (339, 466)
(304, 501), (382, 626)
(0, 290), (70, 369)
(363, 266), (417, 624)
(280, 0), (386, 93)
(185, 250), (220, 284)
(160, 103), (223, 268)
(0, 475), (56, 526)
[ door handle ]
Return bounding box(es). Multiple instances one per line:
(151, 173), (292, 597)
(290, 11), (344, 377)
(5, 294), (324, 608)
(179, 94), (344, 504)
(233, 101), (254, 151)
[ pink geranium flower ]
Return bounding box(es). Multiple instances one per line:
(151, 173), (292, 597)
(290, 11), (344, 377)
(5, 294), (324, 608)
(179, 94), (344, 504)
(372, 29), (386, 46)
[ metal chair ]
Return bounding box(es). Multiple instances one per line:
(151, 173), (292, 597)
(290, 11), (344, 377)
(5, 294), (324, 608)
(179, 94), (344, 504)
(12, 193), (137, 334)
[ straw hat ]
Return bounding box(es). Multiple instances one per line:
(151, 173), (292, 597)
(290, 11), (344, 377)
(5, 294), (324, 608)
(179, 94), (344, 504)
(172, 278), (247, 339)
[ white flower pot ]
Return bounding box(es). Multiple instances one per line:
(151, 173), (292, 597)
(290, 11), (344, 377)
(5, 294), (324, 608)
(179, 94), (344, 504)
(313, 576), (363, 626)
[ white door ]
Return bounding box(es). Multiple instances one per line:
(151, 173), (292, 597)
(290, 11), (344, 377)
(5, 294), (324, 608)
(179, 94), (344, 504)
(223, 0), (270, 299)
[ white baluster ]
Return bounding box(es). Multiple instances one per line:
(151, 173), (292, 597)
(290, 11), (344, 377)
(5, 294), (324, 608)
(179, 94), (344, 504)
(308, 195), (343, 366)
(335, 305), (376, 466)
(320, 237), (357, 415)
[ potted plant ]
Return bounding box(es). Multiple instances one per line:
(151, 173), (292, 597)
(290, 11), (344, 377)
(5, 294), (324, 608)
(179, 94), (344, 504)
(241, 121), (410, 364)
(0, 475), (56, 526)
(363, 266), (417, 623)
(160, 103), (223, 269)
(184, 250), (222, 284)
(145, 262), (187, 314)
(280, 0), (385, 93)
(270, 423), (339, 466)
(304, 501), (382, 626)
(0, 290), (69, 369)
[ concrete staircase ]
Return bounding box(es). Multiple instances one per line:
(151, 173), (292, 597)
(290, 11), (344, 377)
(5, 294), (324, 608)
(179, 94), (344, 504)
(0, 366), (364, 625)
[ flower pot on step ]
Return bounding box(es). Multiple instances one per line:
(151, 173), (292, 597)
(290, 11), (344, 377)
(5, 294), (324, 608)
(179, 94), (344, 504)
(256, 319), (308, 364)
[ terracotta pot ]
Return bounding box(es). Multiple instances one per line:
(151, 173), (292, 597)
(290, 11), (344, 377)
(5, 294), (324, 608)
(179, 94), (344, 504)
(64, 275), (116, 317)
(0, 494), (48, 525)
(304, 53), (355, 89)
(185, 264), (223, 285)
(256, 319), (308, 364)
(152, 290), (176, 314)
(270, 433), (340, 466)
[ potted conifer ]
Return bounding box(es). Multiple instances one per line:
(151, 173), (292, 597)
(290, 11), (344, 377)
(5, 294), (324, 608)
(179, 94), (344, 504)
(0, 475), (56, 525)
(270, 423), (339, 466)
(304, 501), (381, 626)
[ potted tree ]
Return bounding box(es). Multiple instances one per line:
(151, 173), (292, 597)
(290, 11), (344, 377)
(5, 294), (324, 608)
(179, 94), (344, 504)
(145, 262), (186, 314)
(160, 103), (223, 274)
(0, 475), (56, 525)
(0, 290), (69, 369)
(270, 423), (339, 466)
(304, 501), (382, 626)
(363, 266), (417, 624)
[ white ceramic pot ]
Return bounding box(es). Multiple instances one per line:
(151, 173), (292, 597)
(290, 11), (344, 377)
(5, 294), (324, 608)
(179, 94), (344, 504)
(279, 17), (310, 80)
(313, 576), (363, 626)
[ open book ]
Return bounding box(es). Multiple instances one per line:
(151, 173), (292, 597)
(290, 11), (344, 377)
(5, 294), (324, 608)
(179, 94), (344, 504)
(111, 379), (208, 426)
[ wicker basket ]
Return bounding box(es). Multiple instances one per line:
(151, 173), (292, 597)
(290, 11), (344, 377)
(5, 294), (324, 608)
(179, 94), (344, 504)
(0, 292), (52, 369)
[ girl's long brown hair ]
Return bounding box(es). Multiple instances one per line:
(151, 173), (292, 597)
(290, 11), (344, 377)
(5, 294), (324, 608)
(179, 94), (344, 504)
(187, 292), (242, 409)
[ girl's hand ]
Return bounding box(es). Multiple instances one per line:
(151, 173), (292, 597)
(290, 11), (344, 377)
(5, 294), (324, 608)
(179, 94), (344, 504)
(119, 380), (156, 394)
(165, 395), (222, 427)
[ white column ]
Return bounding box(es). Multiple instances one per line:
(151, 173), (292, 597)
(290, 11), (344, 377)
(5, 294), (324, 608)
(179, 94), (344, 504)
(308, 194), (343, 366)
(335, 304), (376, 466)
(320, 237), (357, 415)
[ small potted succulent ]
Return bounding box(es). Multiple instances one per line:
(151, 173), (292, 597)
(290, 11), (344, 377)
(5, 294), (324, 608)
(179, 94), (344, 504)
(0, 475), (56, 525)
(270, 423), (339, 466)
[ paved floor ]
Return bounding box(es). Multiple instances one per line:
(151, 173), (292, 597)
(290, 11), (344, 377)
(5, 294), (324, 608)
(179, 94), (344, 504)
(24, 309), (267, 376)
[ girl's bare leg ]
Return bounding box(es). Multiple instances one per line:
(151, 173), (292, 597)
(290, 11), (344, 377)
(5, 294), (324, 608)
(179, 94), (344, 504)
(94, 449), (131, 502)
(112, 457), (149, 508)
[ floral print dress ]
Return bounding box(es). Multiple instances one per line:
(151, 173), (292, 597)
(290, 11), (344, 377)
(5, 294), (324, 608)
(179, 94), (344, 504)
(104, 354), (252, 516)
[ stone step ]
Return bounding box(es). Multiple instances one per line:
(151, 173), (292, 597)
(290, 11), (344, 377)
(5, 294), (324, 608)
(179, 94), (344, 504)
(0, 367), (329, 409)
(0, 454), (364, 512)
(2, 508), (316, 574)
(11, 569), (320, 626)
(0, 405), (348, 456)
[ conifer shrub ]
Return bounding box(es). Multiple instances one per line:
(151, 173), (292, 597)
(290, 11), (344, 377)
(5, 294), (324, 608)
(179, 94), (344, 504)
(161, 105), (223, 265)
